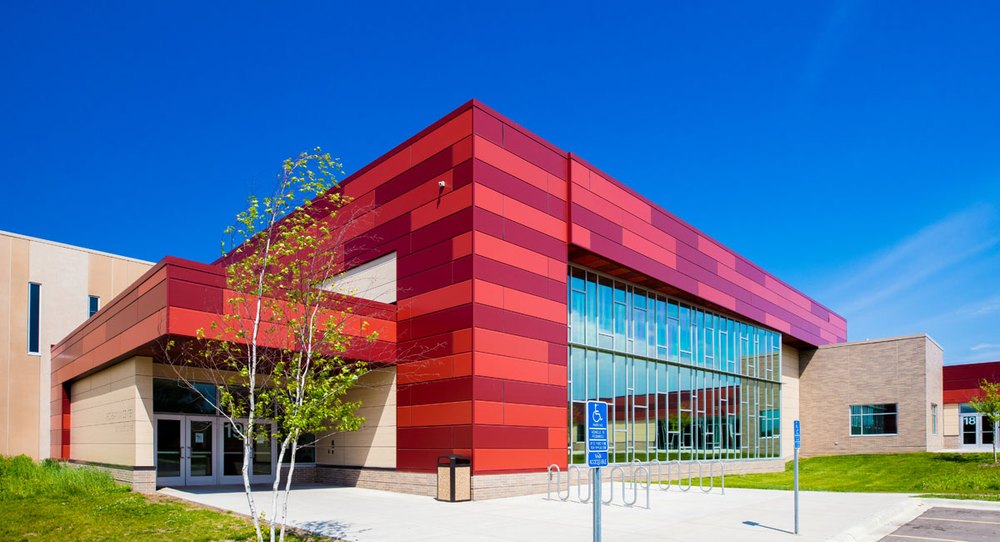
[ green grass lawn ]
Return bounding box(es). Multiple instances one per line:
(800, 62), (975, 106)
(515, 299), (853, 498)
(0, 455), (313, 541)
(693, 452), (1000, 499)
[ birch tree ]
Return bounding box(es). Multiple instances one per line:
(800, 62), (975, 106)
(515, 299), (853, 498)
(167, 149), (377, 541)
(970, 379), (1000, 465)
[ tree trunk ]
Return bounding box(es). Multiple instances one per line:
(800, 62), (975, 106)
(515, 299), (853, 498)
(269, 434), (292, 542)
(278, 435), (298, 542)
(243, 424), (263, 542)
(994, 421), (998, 465)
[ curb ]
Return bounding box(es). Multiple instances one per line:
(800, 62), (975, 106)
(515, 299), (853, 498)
(830, 497), (926, 542)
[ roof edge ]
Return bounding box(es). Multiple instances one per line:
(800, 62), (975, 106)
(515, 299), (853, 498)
(0, 229), (154, 266)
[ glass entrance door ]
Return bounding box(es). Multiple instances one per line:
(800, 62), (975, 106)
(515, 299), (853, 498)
(155, 416), (184, 486)
(962, 413), (978, 445)
(186, 416), (216, 485)
(219, 420), (276, 485)
(962, 413), (997, 447)
(154, 415), (219, 486)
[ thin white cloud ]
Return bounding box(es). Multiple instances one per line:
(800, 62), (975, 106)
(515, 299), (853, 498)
(825, 204), (999, 315)
(972, 343), (1000, 352)
(799, 2), (861, 93)
(970, 299), (1000, 317)
(956, 347), (1000, 364)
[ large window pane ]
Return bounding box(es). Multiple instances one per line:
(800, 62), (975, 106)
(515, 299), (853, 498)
(153, 379), (218, 414)
(566, 265), (783, 463)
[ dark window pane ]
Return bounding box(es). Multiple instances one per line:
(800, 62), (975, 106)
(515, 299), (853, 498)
(156, 419), (181, 477)
(28, 283), (40, 354)
(153, 379), (217, 414)
(850, 404), (898, 435)
(282, 433), (317, 463)
(88, 295), (100, 317)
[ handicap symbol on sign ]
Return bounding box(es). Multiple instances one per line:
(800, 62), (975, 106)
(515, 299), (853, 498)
(592, 404), (603, 424)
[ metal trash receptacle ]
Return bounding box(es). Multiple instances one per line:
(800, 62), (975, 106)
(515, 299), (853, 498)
(436, 454), (471, 502)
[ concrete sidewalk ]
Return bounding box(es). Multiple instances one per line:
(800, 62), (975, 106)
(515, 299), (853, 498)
(162, 484), (928, 541)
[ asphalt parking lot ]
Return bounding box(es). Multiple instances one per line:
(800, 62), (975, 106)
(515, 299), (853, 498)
(881, 507), (1000, 542)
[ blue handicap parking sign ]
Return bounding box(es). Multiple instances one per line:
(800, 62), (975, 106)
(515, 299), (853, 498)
(794, 420), (801, 449)
(586, 401), (609, 468)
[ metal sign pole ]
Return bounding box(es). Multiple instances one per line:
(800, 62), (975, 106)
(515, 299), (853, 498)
(793, 419), (800, 535)
(794, 446), (799, 535)
(593, 467), (602, 542)
(586, 401), (609, 542)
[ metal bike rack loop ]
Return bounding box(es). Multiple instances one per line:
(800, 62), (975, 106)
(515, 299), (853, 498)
(546, 464), (571, 501)
(570, 465), (592, 503)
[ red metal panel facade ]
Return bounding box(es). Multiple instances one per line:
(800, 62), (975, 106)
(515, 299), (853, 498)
(943, 361), (1000, 404)
(469, 106), (570, 474)
(49, 99), (848, 477)
(567, 155), (846, 347)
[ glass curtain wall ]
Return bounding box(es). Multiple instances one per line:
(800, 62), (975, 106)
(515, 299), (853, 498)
(568, 265), (782, 464)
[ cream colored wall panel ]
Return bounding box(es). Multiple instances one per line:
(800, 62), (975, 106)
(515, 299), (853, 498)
(316, 367), (396, 468)
(943, 403), (960, 437)
(0, 231), (152, 459)
(87, 253), (113, 306)
(322, 252), (397, 304)
(69, 357), (154, 467)
(780, 344), (801, 458)
(112, 258), (130, 294)
(3, 237), (32, 457)
(0, 237), (10, 455)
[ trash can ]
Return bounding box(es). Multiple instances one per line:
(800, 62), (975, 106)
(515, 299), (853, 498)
(436, 454), (471, 502)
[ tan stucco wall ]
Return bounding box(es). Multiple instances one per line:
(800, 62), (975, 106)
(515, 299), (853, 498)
(780, 343), (801, 458)
(0, 230), (151, 459)
(943, 403), (961, 439)
(317, 366), (396, 468)
(799, 335), (939, 456)
(70, 356), (154, 467)
(0, 235), (34, 458)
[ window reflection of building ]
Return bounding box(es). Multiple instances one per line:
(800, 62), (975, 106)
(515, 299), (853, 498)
(567, 266), (782, 464)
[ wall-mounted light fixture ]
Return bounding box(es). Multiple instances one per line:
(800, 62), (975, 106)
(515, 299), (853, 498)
(438, 179), (446, 189)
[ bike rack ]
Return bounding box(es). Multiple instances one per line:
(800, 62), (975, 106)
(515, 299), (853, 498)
(571, 465), (592, 503)
(631, 465), (651, 508)
(547, 458), (725, 508)
(673, 460), (694, 492)
(602, 465), (620, 504)
(546, 464), (570, 501)
(702, 460), (725, 495)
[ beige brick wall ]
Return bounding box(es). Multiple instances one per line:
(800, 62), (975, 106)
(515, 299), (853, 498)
(70, 356), (154, 467)
(799, 335), (939, 456)
(316, 366), (396, 468)
(924, 341), (945, 451)
(69, 460), (156, 493)
(316, 466), (435, 496)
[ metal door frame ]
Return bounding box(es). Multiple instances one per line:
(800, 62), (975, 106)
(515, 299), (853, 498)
(185, 415), (218, 485)
(154, 414), (185, 486)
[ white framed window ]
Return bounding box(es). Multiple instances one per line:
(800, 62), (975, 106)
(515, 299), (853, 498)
(850, 404), (898, 436)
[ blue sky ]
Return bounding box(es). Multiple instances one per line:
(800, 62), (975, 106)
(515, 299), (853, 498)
(1, 2), (997, 364)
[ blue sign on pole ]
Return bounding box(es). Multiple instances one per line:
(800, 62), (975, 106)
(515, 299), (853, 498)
(793, 419), (801, 449)
(586, 401), (609, 468)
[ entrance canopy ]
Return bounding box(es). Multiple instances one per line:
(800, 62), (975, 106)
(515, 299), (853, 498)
(50, 256), (397, 461)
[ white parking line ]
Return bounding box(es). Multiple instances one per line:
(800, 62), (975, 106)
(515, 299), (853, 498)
(922, 516), (1000, 526)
